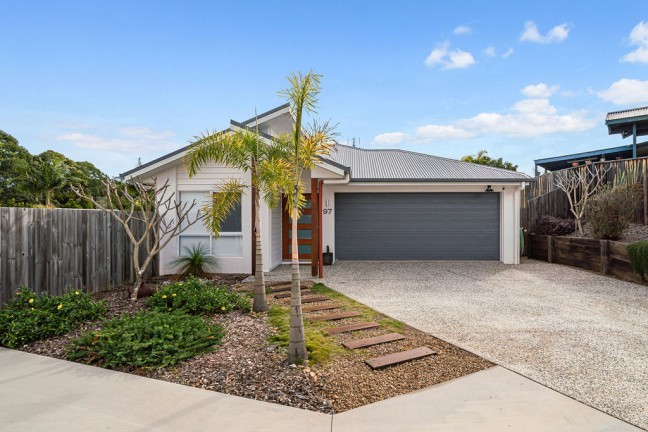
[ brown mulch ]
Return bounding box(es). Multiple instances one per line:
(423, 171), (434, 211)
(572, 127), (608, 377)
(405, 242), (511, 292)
(18, 277), (493, 414)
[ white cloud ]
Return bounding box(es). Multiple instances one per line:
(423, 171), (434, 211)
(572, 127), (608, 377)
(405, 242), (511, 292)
(622, 21), (648, 63)
(520, 21), (571, 44)
(373, 92), (596, 144)
(522, 83), (559, 98)
(425, 41), (476, 69)
(415, 124), (475, 140)
(484, 46), (496, 57)
(56, 126), (178, 152)
(373, 132), (408, 145)
(453, 25), (472, 35)
(502, 47), (514, 58)
(597, 78), (648, 105)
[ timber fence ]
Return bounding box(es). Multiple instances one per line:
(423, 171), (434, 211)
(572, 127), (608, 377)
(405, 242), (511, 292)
(522, 157), (648, 234)
(0, 207), (157, 304)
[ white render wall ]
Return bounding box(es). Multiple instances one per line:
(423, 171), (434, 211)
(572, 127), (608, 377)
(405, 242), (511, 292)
(320, 182), (523, 265)
(156, 163), (253, 275)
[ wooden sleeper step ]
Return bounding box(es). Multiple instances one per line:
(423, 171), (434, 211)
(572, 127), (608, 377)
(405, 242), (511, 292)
(274, 290), (315, 299)
(324, 322), (380, 334)
(270, 284), (309, 293)
(303, 303), (343, 312)
(284, 296), (331, 304)
(365, 347), (436, 370)
(343, 333), (406, 350)
(308, 311), (361, 322)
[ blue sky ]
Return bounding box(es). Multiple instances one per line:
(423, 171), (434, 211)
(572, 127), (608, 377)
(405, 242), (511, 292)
(1, 1), (647, 176)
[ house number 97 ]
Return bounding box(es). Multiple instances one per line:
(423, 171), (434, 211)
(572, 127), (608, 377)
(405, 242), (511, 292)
(322, 209), (333, 214)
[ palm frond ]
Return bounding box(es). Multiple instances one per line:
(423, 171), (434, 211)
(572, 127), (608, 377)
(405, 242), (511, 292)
(202, 179), (247, 236)
(184, 130), (250, 177)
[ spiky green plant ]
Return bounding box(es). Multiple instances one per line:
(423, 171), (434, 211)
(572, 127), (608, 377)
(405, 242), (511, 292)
(169, 244), (219, 278)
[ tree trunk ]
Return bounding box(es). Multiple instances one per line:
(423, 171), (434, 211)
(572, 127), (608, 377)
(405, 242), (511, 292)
(130, 246), (141, 301)
(576, 218), (583, 236)
(252, 188), (268, 312)
(288, 201), (307, 363)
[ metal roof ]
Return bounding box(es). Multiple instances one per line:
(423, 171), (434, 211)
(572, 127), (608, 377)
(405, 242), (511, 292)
(325, 144), (531, 182)
(606, 106), (648, 122)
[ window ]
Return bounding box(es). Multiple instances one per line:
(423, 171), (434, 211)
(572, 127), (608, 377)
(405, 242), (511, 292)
(178, 191), (243, 258)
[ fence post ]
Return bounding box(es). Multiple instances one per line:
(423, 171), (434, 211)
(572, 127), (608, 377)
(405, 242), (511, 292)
(643, 167), (648, 225)
(600, 240), (609, 275)
(547, 236), (553, 263)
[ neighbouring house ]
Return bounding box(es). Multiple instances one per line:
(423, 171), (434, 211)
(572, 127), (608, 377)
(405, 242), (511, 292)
(121, 104), (532, 277)
(534, 106), (648, 174)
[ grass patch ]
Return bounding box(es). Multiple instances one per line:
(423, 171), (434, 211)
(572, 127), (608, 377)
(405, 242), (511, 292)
(267, 305), (345, 364)
(309, 283), (405, 332)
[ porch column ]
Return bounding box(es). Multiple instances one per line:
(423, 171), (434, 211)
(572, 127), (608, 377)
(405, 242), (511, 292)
(311, 177), (320, 277)
(633, 122), (637, 159)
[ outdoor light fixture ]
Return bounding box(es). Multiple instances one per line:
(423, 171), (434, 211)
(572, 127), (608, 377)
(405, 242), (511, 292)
(485, 185), (494, 193)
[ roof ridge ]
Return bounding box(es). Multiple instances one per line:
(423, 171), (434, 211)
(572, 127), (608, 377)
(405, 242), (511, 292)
(240, 103), (291, 126)
(335, 143), (528, 177)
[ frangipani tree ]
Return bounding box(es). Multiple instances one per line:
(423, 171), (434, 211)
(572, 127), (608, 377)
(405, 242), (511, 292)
(74, 177), (202, 300)
(185, 128), (292, 312)
(555, 163), (610, 236)
(279, 71), (336, 363)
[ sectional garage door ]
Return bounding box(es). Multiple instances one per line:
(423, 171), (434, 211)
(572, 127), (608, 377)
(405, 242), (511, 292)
(334, 193), (500, 260)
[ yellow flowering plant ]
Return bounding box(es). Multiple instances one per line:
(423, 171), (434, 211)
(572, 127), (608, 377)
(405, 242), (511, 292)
(147, 276), (250, 315)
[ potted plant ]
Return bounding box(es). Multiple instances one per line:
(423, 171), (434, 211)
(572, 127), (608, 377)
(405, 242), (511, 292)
(322, 246), (334, 265)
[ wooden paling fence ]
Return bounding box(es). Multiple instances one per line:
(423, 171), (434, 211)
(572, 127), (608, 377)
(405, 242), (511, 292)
(0, 207), (157, 304)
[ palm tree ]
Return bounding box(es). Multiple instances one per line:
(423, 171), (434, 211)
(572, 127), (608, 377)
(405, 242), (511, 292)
(185, 128), (290, 312)
(19, 154), (77, 207)
(279, 71), (336, 363)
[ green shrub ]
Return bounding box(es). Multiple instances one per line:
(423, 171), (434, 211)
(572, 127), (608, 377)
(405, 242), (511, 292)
(627, 241), (648, 279)
(147, 276), (250, 315)
(169, 244), (219, 278)
(67, 311), (224, 368)
(0, 289), (106, 348)
(586, 184), (642, 240)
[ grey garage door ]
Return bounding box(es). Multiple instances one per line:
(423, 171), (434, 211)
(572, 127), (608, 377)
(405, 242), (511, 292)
(334, 193), (500, 260)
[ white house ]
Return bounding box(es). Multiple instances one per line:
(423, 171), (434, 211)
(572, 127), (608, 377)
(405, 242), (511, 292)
(121, 104), (532, 277)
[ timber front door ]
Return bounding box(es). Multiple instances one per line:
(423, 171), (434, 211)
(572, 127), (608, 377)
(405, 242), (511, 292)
(282, 194), (313, 260)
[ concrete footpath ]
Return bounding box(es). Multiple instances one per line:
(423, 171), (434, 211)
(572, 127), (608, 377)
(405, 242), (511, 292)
(0, 349), (641, 431)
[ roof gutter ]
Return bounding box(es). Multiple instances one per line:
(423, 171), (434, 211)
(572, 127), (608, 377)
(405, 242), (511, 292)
(322, 171), (351, 185)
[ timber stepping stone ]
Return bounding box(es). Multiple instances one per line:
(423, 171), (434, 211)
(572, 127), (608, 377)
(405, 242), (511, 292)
(303, 303), (343, 312)
(324, 322), (380, 334)
(274, 290), (315, 299)
(343, 333), (406, 350)
(301, 296), (331, 304)
(283, 295), (331, 304)
(308, 311), (361, 321)
(270, 284), (310, 293)
(365, 347), (436, 370)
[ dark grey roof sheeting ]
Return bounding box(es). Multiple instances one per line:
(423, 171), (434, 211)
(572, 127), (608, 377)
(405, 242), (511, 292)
(326, 144), (531, 182)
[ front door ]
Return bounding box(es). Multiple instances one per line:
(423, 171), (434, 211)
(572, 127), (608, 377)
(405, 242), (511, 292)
(282, 194), (313, 260)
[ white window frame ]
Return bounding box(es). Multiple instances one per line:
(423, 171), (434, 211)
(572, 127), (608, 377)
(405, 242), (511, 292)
(178, 190), (243, 258)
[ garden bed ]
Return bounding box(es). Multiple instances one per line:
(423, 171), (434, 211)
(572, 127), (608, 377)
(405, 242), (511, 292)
(14, 277), (492, 414)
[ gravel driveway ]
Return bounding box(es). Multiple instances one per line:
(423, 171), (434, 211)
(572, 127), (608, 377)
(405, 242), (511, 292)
(316, 260), (648, 429)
